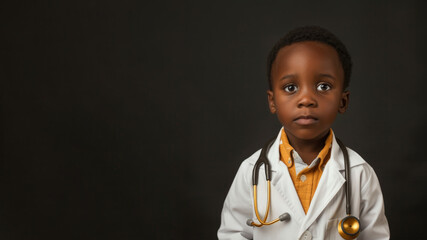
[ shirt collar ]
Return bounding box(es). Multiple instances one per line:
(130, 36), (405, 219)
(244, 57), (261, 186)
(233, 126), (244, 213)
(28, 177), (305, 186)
(279, 128), (333, 169)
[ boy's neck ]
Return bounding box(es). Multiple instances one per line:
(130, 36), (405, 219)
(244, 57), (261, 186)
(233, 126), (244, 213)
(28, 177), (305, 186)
(286, 130), (329, 165)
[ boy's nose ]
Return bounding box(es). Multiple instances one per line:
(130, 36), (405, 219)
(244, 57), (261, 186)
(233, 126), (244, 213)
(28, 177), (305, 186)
(297, 89), (317, 108)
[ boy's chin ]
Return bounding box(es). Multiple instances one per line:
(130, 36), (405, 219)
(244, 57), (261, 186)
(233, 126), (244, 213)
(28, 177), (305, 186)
(286, 128), (330, 142)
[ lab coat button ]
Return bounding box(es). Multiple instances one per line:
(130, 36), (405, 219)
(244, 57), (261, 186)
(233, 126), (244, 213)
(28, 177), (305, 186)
(300, 174), (307, 182)
(299, 230), (312, 240)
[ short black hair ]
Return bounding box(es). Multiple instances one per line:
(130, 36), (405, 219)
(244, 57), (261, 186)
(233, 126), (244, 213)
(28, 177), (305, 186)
(267, 26), (352, 90)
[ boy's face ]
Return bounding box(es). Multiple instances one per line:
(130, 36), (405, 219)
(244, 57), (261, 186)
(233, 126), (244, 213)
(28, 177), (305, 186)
(267, 41), (349, 142)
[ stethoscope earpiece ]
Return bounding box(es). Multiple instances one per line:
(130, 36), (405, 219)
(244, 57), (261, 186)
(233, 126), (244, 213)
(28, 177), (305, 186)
(338, 215), (360, 240)
(246, 219), (254, 227)
(278, 213), (291, 222)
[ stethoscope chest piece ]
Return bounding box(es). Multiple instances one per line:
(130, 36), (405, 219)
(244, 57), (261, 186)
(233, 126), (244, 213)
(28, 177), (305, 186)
(338, 215), (360, 240)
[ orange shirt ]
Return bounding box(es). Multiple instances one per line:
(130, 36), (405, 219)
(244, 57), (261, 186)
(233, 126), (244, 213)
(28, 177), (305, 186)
(279, 128), (333, 214)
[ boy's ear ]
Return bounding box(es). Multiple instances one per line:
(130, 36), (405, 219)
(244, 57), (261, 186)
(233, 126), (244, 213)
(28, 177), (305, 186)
(267, 90), (277, 114)
(338, 90), (350, 113)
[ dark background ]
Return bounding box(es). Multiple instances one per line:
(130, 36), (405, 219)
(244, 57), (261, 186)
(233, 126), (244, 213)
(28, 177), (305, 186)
(2, 1), (426, 239)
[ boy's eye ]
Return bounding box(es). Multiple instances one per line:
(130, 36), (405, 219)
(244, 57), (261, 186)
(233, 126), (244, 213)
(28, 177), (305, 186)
(284, 84), (298, 93)
(317, 83), (331, 91)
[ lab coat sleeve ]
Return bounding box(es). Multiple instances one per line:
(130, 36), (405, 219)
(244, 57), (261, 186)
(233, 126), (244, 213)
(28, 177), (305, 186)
(218, 161), (254, 240)
(357, 164), (390, 240)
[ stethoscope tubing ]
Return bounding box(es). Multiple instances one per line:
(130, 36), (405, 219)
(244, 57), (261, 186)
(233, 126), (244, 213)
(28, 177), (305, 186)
(251, 136), (354, 223)
(335, 138), (351, 216)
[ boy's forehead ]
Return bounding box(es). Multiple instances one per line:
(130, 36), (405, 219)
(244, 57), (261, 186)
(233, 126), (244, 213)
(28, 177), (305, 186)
(272, 41), (344, 81)
(277, 41), (340, 62)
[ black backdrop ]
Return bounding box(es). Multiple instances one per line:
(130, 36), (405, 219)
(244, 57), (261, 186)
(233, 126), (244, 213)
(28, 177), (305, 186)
(2, 1), (427, 239)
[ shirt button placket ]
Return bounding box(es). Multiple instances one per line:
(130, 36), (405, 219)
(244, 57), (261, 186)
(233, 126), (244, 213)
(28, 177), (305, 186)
(300, 174), (307, 182)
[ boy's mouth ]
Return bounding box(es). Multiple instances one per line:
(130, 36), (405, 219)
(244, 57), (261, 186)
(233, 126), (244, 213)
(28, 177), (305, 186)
(294, 115), (318, 125)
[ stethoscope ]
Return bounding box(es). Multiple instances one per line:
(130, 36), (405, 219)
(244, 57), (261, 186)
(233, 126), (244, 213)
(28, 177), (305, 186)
(246, 137), (361, 240)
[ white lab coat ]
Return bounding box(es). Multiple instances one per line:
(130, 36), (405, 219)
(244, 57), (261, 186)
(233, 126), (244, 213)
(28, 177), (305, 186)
(218, 129), (390, 240)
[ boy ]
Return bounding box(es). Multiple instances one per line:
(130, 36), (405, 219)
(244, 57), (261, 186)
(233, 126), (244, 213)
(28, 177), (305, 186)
(218, 26), (390, 240)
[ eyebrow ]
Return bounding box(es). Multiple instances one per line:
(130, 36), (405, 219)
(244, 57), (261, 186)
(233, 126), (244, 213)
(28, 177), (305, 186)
(319, 73), (336, 80)
(279, 74), (296, 81)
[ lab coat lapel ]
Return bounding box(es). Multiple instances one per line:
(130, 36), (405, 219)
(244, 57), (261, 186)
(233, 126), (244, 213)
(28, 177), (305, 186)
(300, 134), (346, 234)
(268, 130), (306, 225)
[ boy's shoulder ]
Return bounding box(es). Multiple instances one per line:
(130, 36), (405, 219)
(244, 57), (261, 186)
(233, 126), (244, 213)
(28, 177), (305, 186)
(242, 148), (263, 166)
(345, 146), (379, 177)
(344, 146), (367, 168)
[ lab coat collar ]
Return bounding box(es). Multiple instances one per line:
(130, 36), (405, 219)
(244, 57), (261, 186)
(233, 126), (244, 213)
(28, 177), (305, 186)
(266, 128), (283, 173)
(267, 128), (307, 224)
(328, 133), (365, 170)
